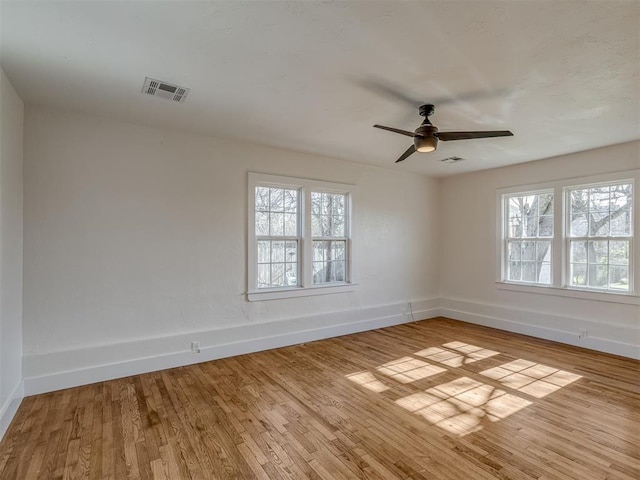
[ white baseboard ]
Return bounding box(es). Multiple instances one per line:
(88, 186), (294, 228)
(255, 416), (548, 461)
(440, 297), (640, 360)
(23, 299), (440, 396)
(21, 296), (638, 400)
(0, 380), (24, 441)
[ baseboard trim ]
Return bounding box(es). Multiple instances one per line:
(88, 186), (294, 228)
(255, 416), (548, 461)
(23, 300), (440, 396)
(21, 296), (638, 399)
(440, 298), (639, 360)
(0, 380), (24, 441)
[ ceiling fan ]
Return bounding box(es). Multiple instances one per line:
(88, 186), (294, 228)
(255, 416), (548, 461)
(374, 104), (513, 163)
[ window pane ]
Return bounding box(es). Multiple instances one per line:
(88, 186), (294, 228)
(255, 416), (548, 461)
(285, 241), (297, 263)
(522, 262), (537, 282)
(538, 263), (551, 284)
(269, 212), (284, 236)
(570, 190), (588, 215)
(610, 241), (629, 265)
(257, 264), (270, 288)
(589, 211), (609, 236)
(611, 184), (632, 208)
(333, 195), (345, 215)
(256, 187), (270, 210)
(609, 266), (629, 291)
(255, 186), (299, 240)
(270, 188), (284, 210)
(538, 216), (553, 237)
(587, 265), (608, 288)
(313, 241), (325, 261)
(508, 261), (521, 281)
(587, 241), (608, 264)
(256, 212), (269, 236)
(537, 241), (551, 262)
(271, 241), (285, 262)
(313, 240), (346, 284)
(570, 264), (587, 286)
(570, 241), (587, 263)
(610, 209), (631, 236)
(570, 214), (588, 237)
(256, 239), (298, 289)
(312, 192), (347, 239)
(506, 192), (553, 241)
(521, 242), (536, 261)
(538, 193), (553, 215)
(284, 213), (297, 236)
(271, 263), (285, 287)
(258, 240), (270, 263)
(283, 190), (298, 212)
(285, 263), (297, 286)
(589, 187), (610, 212)
(508, 241), (521, 261)
(331, 216), (345, 237)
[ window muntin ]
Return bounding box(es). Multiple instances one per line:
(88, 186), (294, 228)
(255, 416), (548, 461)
(311, 192), (348, 285)
(567, 182), (632, 291)
(504, 191), (553, 285)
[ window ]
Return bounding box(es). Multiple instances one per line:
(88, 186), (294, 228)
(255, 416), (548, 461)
(312, 192), (347, 284)
(498, 171), (638, 300)
(248, 173), (354, 300)
(567, 182), (632, 291)
(504, 191), (553, 285)
(255, 186), (299, 288)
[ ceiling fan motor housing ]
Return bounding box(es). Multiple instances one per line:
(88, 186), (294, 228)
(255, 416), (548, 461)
(414, 124), (439, 152)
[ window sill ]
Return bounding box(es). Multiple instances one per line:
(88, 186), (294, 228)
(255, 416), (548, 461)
(247, 283), (357, 301)
(496, 281), (640, 305)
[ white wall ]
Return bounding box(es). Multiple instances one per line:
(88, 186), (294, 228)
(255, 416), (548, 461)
(0, 68), (24, 437)
(439, 141), (640, 358)
(22, 107), (441, 393)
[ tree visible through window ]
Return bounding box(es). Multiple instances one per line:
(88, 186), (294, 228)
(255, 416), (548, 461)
(248, 173), (353, 299)
(568, 182), (632, 291)
(505, 191), (553, 284)
(255, 186), (299, 288)
(312, 192), (347, 284)
(501, 175), (636, 296)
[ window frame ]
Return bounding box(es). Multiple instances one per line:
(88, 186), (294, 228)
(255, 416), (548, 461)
(248, 172), (355, 301)
(564, 180), (634, 293)
(496, 170), (639, 305)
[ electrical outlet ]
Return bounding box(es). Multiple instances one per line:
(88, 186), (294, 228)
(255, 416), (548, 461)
(191, 341), (201, 353)
(579, 329), (588, 339)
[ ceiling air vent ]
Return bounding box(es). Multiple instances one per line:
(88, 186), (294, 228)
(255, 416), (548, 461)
(142, 77), (190, 103)
(440, 156), (465, 164)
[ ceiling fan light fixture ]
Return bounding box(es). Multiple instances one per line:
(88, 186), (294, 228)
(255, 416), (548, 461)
(415, 135), (438, 153)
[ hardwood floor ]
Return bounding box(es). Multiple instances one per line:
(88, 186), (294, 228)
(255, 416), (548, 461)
(1, 317), (639, 479)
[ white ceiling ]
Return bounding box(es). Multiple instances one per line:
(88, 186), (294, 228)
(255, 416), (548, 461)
(1, 0), (638, 176)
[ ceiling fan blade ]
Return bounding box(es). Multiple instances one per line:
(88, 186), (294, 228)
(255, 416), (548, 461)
(356, 77), (511, 108)
(357, 79), (422, 107)
(436, 131), (513, 141)
(373, 125), (416, 138)
(395, 145), (416, 163)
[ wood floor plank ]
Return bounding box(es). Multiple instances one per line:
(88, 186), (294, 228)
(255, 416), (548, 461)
(1, 317), (639, 479)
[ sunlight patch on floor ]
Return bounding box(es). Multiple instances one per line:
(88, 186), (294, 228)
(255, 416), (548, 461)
(376, 356), (447, 384)
(345, 339), (582, 437)
(480, 360), (582, 398)
(395, 377), (532, 436)
(345, 371), (390, 392)
(415, 342), (500, 367)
